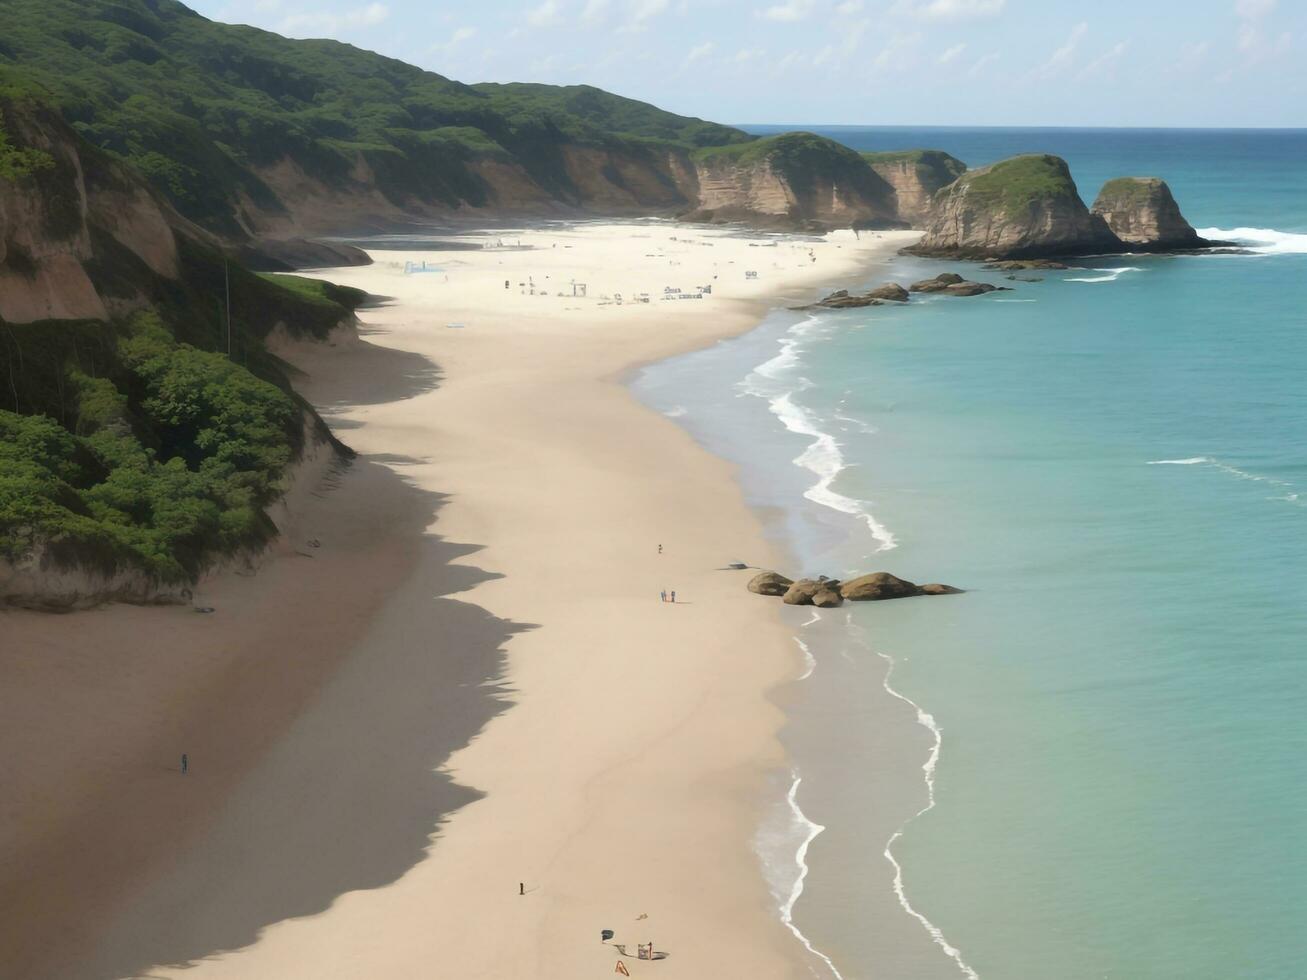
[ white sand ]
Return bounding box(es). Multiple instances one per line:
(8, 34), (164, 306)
(7, 222), (919, 979)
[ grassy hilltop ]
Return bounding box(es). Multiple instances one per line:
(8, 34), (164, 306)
(0, 0), (750, 234)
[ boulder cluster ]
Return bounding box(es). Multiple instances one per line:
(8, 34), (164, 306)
(747, 571), (963, 607)
(809, 274), (1006, 309)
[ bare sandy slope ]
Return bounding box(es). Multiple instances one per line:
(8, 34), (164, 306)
(4, 222), (918, 979)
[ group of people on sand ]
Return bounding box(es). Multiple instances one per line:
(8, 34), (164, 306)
(659, 590), (676, 603)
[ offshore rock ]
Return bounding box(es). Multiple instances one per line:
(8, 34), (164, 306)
(1089, 177), (1217, 251)
(905, 154), (1120, 259)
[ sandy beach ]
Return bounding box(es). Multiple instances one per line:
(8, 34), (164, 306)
(1, 221), (918, 979)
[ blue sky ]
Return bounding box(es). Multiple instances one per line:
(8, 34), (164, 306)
(191, 0), (1304, 127)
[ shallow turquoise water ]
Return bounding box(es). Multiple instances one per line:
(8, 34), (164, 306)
(638, 128), (1307, 978)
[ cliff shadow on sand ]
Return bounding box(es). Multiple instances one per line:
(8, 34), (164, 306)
(66, 461), (533, 979)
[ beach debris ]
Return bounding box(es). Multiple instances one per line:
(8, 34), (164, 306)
(602, 929), (615, 942)
(616, 962), (630, 976)
(747, 571), (793, 596)
(748, 571), (963, 603)
(727, 562), (748, 570)
(194, 606), (215, 614)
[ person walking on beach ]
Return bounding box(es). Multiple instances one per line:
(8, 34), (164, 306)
(670, 590), (676, 604)
(658, 543), (662, 554)
(660, 590), (667, 603)
(180, 753), (188, 775)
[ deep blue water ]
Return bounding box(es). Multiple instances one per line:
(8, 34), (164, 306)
(638, 128), (1307, 979)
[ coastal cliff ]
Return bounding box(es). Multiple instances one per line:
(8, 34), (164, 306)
(684, 133), (902, 231)
(0, 96), (180, 323)
(861, 149), (967, 226)
(1090, 177), (1213, 251)
(906, 154), (1121, 259)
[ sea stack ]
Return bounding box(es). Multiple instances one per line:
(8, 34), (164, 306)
(906, 154), (1120, 259)
(1089, 177), (1214, 251)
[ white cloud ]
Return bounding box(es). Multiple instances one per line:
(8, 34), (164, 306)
(872, 32), (922, 71)
(279, 2), (389, 35)
(682, 41), (715, 66)
(734, 47), (766, 63)
(1077, 40), (1128, 80)
(835, 0), (864, 12)
(617, 0), (670, 33)
(1034, 21), (1087, 77)
(581, 0), (609, 24)
(1235, 0), (1275, 18)
(911, 0), (1005, 21)
(968, 51), (999, 76)
(937, 42), (967, 64)
(527, 0), (563, 27)
(758, 0), (814, 22)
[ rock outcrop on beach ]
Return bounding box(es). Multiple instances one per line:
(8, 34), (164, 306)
(748, 571), (794, 596)
(683, 133), (903, 232)
(861, 150), (968, 226)
(906, 154), (1121, 259)
(807, 282), (910, 309)
(748, 570), (962, 604)
(908, 273), (1009, 296)
(1089, 177), (1215, 251)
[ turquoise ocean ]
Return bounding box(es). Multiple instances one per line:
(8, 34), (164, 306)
(634, 127), (1307, 979)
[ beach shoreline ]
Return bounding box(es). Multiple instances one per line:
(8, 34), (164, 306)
(1, 221), (919, 979)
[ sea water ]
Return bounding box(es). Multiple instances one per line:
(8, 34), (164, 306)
(634, 127), (1307, 979)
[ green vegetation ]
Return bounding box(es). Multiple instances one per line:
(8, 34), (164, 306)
(0, 313), (300, 581)
(257, 273), (368, 313)
(1094, 176), (1161, 206)
(0, 0), (751, 232)
(0, 117), (53, 180)
(954, 154), (1081, 215)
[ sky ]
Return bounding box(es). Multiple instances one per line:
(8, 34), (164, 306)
(189, 0), (1305, 128)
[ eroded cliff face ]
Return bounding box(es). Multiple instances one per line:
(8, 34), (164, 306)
(907, 154), (1121, 259)
(862, 150), (967, 227)
(0, 98), (181, 324)
(1090, 177), (1208, 250)
(682, 144), (901, 231)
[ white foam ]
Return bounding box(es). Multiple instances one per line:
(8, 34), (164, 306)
(1147, 457), (1211, 465)
(737, 318), (897, 553)
(1148, 455), (1293, 488)
(795, 636), (817, 681)
(772, 391), (898, 552)
(1064, 266), (1142, 283)
(877, 650), (981, 980)
(663, 405), (688, 418)
(1198, 226), (1307, 255)
(777, 773), (846, 980)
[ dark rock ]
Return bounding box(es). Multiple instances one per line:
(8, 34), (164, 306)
(982, 259), (1069, 270)
(909, 272), (965, 292)
(812, 588), (844, 608)
(1089, 177), (1217, 251)
(905, 154), (1121, 259)
(945, 281), (1003, 296)
(919, 583), (965, 595)
(748, 571), (793, 596)
(840, 572), (920, 601)
(782, 578), (824, 605)
(866, 282), (909, 302)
